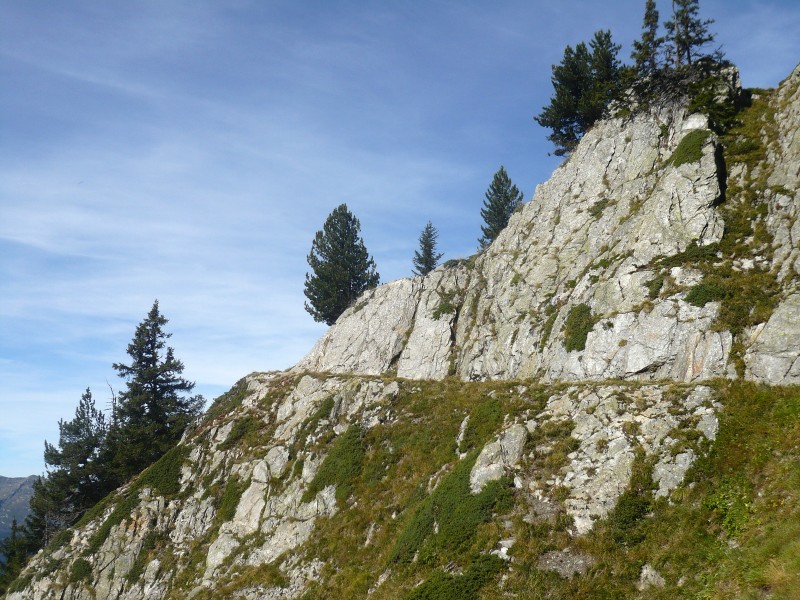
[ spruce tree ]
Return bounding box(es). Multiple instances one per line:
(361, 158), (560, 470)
(109, 301), (203, 481)
(304, 204), (380, 325)
(412, 221), (443, 276)
(665, 0), (714, 67)
(478, 166), (524, 249)
(536, 30), (622, 155)
(632, 0), (663, 76)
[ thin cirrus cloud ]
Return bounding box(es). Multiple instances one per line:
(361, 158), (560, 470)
(2, 0), (799, 477)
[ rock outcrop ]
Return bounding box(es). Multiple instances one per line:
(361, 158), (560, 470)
(8, 63), (800, 600)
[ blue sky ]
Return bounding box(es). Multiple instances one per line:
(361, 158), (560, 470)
(1, 1), (798, 477)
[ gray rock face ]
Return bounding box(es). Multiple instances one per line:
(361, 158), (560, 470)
(295, 105), (736, 384)
(470, 424), (527, 493)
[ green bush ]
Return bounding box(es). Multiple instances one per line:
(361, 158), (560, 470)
(69, 558), (92, 583)
(218, 415), (264, 451)
(459, 397), (503, 453)
(645, 275), (664, 299)
(302, 425), (364, 504)
(563, 304), (594, 352)
(685, 281), (728, 307)
(670, 129), (711, 167)
(606, 454), (655, 546)
(389, 452), (514, 565)
(216, 477), (248, 524)
(405, 554), (504, 600)
(139, 444), (190, 498)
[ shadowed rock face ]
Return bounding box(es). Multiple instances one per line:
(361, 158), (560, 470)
(0, 476), (35, 541)
(8, 64), (800, 599)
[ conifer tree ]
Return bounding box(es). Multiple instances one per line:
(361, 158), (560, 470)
(665, 0), (714, 67)
(304, 204), (380, 325)
(0, 519), (27, 594)
(412, 221), (443, 276)
(536, 30), (622, 155)
(42, 388), (109, 516)
(478, 167), (524, 249)
(109, 301), (203, 481)
(632, 0), (663, 76)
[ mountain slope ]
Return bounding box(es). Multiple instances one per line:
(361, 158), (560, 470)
(6, 63), (800, 599)
(0, 477), (35, 542)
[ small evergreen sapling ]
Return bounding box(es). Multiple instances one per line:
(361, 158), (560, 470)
(478, 166), (523, 249)
(412, 221), (443, 276)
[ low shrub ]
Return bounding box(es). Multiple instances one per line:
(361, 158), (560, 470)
(670, 129), (711, 167)
(563, 304), (594, 352)
(302, 425), (364, 504)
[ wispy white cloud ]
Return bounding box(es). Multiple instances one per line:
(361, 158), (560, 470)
(1, 0), (798, 476)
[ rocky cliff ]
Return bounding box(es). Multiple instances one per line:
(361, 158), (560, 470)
(7, 64), (800, 599)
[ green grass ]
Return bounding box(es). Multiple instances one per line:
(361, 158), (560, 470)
(218, 414), (264, 451)
(388, 451), (513, 565)
(302, 424), (365, 504)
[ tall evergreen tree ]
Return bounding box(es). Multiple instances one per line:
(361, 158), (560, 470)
(412, 221), (443, 276)
(536, 30), (622, 155)
(632, 0), (663, 76)
(478, 167), (524, 249)
(109, 301), (203, 481)
(665, 0), (714, 67)
(304, 204), (380, 325)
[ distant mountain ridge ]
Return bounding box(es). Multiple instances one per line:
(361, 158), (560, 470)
(0, 476), (35, 540)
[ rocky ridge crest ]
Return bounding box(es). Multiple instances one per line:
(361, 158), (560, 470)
(7, 64), (800, 599)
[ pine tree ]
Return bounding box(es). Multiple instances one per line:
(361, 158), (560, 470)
(109, 301), (203, 481)
(412, 221), (443, 276)
(665, 0), (714, 67)
(42, 388), (109, 517)
(478, 167), (524, 249)
(304, 204), (380, 326)
(536, 30), (622, 155)
(632, 0), (663, 76)
(0, 519), (27, 594)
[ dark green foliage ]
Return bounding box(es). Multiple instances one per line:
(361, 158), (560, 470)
(588, 198), (614, 218)
(108, 300), (203, 483)
(645, 275), (665, 299)
(536, 30), (623, 156)
(655, 241), (719, 268)
(631, 0), (663, 76)
(413, 221), (444, 276)
(218, 415), (264, 451)
(563, 304), (594, 352)
(459, 397), (503, 453)
(216, 477), (249, 524)
(432, 290), (458, 320)
(203, 378), (250, 422)
(68, 557), (92, 583)
(304, 204), (380, 325)
(478, 166), (524, 249)
(389, 452), (514, 565)
(664, 0), (715, 67)
(302, 425), (365, 504)
(86, 492), (139, 555)
(669, 129), (711, 166)
(404, 554), (504, 600)
(0, 520), (27, 594)
(21, 388), (112, 564)
(606, 454), (655, 546)
(685, 280), (727, 306)
(138, 444), (190, 498)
